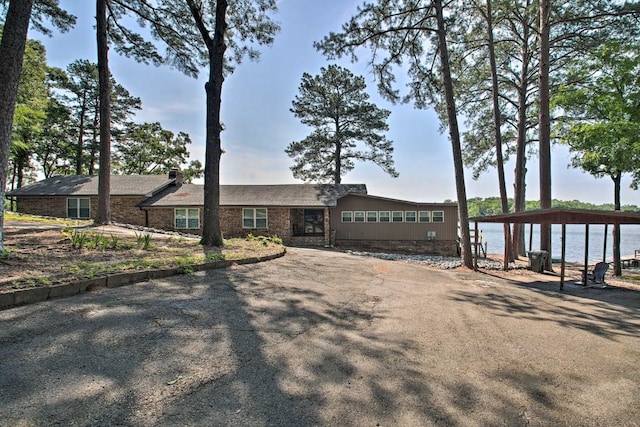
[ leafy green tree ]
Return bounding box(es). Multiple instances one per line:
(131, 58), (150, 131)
(286, 65), (397, 184)
(0, 0), (75, 250)
(317, 0), (474, 268)
(53, 60), (97, 175)
(33, 97), (76, 178)
(50, 60), (141, 175)
(10, 37), (48, 190)
(553, 40), (640, 275)
(113, 121), (203, 181)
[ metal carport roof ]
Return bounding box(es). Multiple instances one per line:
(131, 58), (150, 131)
(469, 208), (640, 290)
(469, 208), (640, 225)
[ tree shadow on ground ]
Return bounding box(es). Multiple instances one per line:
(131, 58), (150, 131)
(0, 255), (445, 426)
(452, 270), (640, 340)
(4, 250), (638, 426)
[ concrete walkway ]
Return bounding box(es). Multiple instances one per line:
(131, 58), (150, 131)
(1, 248), (639, 426)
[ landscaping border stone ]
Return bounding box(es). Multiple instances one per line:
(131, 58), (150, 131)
(13, 286), (50, 306)
(0, 248), (286, 310)
(0, 292), (14, 309)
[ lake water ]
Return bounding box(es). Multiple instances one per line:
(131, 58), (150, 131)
(477, 222), (640, 263)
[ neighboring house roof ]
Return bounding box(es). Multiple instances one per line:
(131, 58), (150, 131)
(338, 192), (458, 206)
(6, 175), (174, 197)
(139, 183), (368, 208)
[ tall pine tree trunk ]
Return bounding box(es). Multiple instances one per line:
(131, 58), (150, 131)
(75, 98), (86, 175)
(485, 0), (512, 268)
(334, 121), (342, 184)
(0, 0), (34, 251)
(95, 0), (111, 224)
(512, 6), (533, 259)
(435, 0), (473, 268)
(612, 173), (622, 276)
(538, 0), (552, 269)
(197, 0), (226, 247)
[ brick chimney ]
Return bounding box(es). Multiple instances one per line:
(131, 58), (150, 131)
(168, 169), (184, 186)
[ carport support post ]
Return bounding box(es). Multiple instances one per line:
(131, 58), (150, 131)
(474, 220), (479, 271)
(560, 223), (566, 290)
(603, 224), (608, 263)
(583, 224), (590, 284)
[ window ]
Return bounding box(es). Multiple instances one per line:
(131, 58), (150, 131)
(366, 211), (378, 222)
(432, 211), (444, 223)
(419, 211), (431, 223)
(342, 211), (353, 222)
(67, 198), (90, 218)
(379, 211), (390, 223)
(354, 211), (365, 222)
(175, 208), (200, 229)
(405, 211), (417, 222)
(392, 211), (404, 222)
(427, 231), (437, 240)
(243, 208), (268, 228)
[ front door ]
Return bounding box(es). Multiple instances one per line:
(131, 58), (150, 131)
(304, 209), (324, 235)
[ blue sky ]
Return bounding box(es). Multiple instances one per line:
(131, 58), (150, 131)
(29, 0), (640, 205)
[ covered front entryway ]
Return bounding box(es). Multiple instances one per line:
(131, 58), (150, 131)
(290, 208), (330, 246)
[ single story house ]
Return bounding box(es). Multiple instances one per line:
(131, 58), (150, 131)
(7, 171), (459, 255)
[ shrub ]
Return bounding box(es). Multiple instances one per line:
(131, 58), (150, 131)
(205, 252), (226, 262)
(110, 234), (120, 249)
(135, 232), (152, 250)
(69, 230), (88, 250)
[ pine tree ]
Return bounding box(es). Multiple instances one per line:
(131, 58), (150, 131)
(317, 1), (474, 268)
(286, 65), (397, 184)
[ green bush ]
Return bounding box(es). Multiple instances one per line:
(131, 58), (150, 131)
(135, 232), (152, 250)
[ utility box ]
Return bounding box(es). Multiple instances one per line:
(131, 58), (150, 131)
(527, 251), (548, 273)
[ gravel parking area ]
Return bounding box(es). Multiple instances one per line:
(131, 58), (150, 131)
(1, 247), (639, 426)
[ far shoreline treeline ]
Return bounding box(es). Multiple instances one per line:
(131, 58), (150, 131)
(457, 197), (640, 217)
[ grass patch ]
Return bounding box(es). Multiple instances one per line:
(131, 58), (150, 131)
(6, 212), (91, 227)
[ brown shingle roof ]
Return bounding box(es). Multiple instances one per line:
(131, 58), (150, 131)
(139, 184), (368, 207)
(6, 175), (173, 197)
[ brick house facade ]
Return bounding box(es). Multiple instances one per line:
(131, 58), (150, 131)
(8, 172), (459, 254)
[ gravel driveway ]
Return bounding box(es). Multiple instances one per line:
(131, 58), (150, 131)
(1, 247), (639, 426)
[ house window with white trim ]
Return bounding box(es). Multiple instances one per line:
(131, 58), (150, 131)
(175, 208), (200, 229)
(67, 197), (90, 218)
(392, 211), (404, 222)
(432, 211), (444, 223)
(405, 211), (417, 222)
(354, 211), (365, 222)
(427, 231), (437, 240)
(419, 211), (431, 223)
(243, 208), (268, 228)
(366, 211), (378, 222)
(342, 211), (353, 222)
(379, 211), (390, 222)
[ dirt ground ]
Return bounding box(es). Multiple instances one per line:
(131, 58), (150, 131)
(0, 221), (283, 293)
(1, 247), (638, 426)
